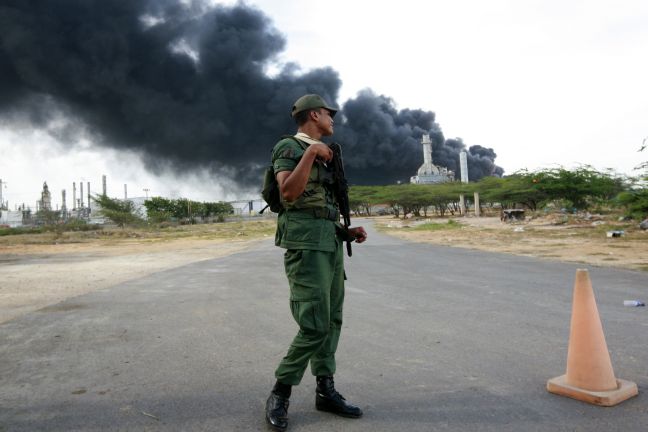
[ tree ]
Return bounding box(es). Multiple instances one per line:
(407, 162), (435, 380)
(532, 167), (624, 210)
(143, 197), (233, 223)
(616, 189), (648, 220)
(346, 166), (631, 219)
(477, 172), (547, 210)
(430, 182), (466, 216)
(349, 186), (381, 216)
(92, 194), (144, 227)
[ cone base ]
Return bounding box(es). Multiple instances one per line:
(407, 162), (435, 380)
(547, 375), (638, 406)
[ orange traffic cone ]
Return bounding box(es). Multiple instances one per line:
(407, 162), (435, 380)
(547, 269), (638, 406)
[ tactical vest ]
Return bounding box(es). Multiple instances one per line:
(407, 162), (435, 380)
(279, 137), (337, 213)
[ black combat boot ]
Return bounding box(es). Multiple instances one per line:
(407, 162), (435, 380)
(315, 376), (363, 418)
(265, 382), (291, 431)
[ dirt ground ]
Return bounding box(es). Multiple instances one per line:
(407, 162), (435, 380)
(1, 214), (646, 324)
(374, 213), (648, 272)
(0, 221), (275, 324)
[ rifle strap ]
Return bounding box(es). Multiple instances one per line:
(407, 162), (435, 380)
(293, 132), (324, 146)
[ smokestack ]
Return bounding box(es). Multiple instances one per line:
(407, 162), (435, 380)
(61, 189), (66, 212)
(460, 151), (469, 183)
(102, 175), (107, 196)
(124, 184), (127, 200)
(80, 182), (84, 208)
(87, 182), (90, 211)
(72, 182), (77, 210)
(422, 134), (432, 167)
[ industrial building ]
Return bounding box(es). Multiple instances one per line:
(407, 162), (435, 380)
(0, 175), (144, 227)
(230, 199), (266, 216)
(410, 134), (455, 184)
(0, 175), (267, 228)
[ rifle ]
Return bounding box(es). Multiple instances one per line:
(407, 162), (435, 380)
(329, 142), (353, 257)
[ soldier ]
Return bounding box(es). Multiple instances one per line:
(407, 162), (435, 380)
(265, 94), (368, 431)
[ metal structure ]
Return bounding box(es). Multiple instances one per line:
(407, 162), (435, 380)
(460, 150), (469, 183)
(40, 182), (52, 211)
(61, 189), (67, 215)
(410, 134), (454, 184)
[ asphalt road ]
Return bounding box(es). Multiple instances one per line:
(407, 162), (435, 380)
(1, 220), (648, 431)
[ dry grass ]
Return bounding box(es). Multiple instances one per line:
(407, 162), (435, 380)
(0, 218), (277, 248)
(374, 213), (648, 272)
(0, 217), (278, 324)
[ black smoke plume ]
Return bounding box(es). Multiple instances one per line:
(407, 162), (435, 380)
(0, 0), (502, 188)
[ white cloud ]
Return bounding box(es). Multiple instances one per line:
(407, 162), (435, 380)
(251, 0), (648, 175)
(0, 128), (243, 211)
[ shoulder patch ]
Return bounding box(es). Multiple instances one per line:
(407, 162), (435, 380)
(281, 148), (295, 159)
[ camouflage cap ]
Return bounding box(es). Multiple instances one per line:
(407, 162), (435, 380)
(291, 94), (338, 118)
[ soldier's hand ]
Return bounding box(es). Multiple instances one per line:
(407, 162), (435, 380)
(307, 143), (333, 162)
(348, 226), (367, 244)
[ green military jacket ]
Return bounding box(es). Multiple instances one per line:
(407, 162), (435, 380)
(272, 136), (339, 252)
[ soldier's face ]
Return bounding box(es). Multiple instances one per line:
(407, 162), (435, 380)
(316, 109), (334, 136)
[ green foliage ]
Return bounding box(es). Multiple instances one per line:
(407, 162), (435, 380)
(351, 183), (467, 217)
(527, 167), (625, 210)
(477, 174), (545, 210)
(474, 167), (627, 211)
(348, 166), (633, 216)
(93, 194), (144, 227)
(0, 219), (99, 236)
(61, 218), (93, 231)
(143, 196), (233, 223)
(0, 226), (45, 236)
(411, 219), (461, 231)
(616, 189), (648, 220)
(349, 186), (381, 216)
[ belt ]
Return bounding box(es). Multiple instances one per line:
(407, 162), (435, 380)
(288, 207), (340, 221)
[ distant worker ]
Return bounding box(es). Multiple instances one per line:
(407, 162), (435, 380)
(264, 94), (368, 431)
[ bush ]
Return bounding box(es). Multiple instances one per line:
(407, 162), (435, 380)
(0, 226), (45, 236)
(616, 189), (648, 220)
(57, 219), (97, 232)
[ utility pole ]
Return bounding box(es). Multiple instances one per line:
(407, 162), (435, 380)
(143, 188), (150, 199)
(0, 179), (8, 210)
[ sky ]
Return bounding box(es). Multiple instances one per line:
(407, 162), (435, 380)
(1, 0), (647, 211)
